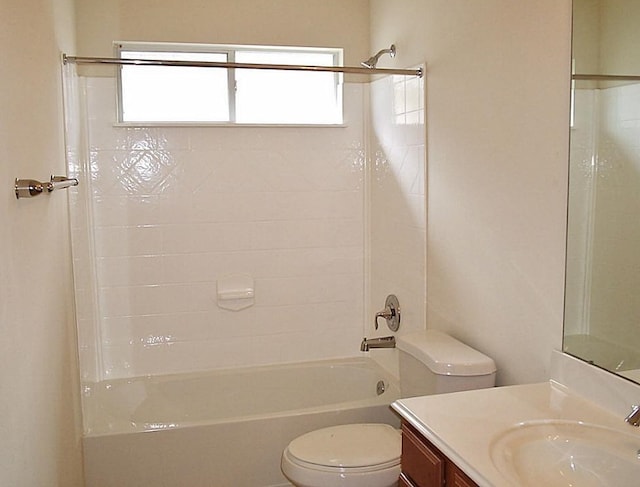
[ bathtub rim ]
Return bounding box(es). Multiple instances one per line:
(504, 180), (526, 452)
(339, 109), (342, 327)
(82, 355), (400, 437)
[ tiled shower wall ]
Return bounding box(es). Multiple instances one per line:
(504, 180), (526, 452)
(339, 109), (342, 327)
(564, 88), (595, 336)
(368, 73), (426, 337)
(565, 82), (640, 355)
(589, 82), (640, 352)
(69, 72), (426, 381)
(73, 76), (367, 380)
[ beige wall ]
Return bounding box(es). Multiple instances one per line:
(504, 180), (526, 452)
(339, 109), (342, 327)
(599, 0), (640, 74)
(572, 0), (600, 74)
(75, 0), (371, 66)
(0, 0), (84, 485)
(574, 0), (640, 75)
(371, 0), (572, 385)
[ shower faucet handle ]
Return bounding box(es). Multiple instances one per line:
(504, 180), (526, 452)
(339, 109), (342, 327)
(374, 294), (400, 332)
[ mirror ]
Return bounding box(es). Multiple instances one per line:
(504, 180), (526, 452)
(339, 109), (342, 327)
(564, 0), (640, 382)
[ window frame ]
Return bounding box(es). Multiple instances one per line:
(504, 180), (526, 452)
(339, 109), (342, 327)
(115, 41), (345, 127)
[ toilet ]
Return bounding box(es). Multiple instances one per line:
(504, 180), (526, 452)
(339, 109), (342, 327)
(281, 330), (497, 487)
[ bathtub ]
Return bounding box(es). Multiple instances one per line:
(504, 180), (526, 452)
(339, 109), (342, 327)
(82, 357), (400, 487)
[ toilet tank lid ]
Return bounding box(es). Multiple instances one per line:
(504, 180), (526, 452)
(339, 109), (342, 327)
(397, 330), (497, 376)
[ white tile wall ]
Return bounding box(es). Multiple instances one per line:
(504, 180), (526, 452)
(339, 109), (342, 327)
(566, 82), (640, 353)
(69, 73), (427, 380)
(564, 89), (596, 336)
(368, 71), (427, 336)
(71, 77), (368, 379)
(589, 82), (640, 352)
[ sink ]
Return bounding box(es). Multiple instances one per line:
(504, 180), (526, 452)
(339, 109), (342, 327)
(490, 420), (640, 486)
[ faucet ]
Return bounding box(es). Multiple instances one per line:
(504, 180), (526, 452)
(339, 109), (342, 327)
(625, 405), (640, 427)
(360, 336), (396, 352)
(374, 295), (400, 331)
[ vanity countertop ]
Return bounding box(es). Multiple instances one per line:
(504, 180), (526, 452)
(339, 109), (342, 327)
(392, 381), (639, 487)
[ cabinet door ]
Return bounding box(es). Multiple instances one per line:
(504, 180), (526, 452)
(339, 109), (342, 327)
(399, 472), (418, 487)
(401, 422), (445, 487)
(446, 463), (478, 487)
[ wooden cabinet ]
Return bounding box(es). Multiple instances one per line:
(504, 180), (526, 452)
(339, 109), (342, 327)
(400, 421), (479, 487)
(446, 463), (478, 487)
(401, 421), (444, 486)
(399, 472), (417, 486)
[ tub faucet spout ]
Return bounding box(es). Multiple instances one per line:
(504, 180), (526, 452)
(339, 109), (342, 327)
(360, 336), (396, 352)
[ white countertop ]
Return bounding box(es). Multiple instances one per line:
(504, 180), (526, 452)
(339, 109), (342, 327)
(391, 381), (637, 487)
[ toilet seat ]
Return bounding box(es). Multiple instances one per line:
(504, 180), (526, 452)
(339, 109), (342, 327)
(281, 424), (401, 487)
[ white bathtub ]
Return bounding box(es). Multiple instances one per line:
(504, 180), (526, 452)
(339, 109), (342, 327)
(82, 357), (400, 487)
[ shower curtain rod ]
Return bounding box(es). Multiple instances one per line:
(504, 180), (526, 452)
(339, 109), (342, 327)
(62, 54), (423, 78)
(573, 74), (640, 81)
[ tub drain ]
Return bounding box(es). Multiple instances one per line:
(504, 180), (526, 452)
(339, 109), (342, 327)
(376, 380), (386, 395)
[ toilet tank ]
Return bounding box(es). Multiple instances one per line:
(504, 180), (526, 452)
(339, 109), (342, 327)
(397, 330), (496, 398)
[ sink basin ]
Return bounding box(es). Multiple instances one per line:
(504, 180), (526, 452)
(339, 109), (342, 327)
(490, 420), (640, 486)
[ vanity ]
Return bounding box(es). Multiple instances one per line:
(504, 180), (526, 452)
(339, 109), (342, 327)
(392, 351), (640, 487)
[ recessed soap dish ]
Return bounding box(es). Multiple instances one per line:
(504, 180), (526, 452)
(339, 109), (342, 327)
(217, 273), (255, 311)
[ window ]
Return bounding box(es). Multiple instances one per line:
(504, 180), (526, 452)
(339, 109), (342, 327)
(117, 42), (344, 125)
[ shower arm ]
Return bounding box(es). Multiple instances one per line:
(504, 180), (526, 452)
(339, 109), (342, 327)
(361, 44), (397, 69)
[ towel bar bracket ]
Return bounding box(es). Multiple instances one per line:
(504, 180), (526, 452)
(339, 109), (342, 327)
(15, 175), (78, 199)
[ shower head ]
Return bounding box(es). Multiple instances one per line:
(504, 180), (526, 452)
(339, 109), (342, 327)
(360, 44), (396, 69)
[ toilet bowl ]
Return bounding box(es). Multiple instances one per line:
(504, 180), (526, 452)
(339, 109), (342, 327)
(281, 330), (497, 487)
(281, 424), (401, 487)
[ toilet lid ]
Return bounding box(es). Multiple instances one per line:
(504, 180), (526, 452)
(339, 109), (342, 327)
(287, 424), (401, 468)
